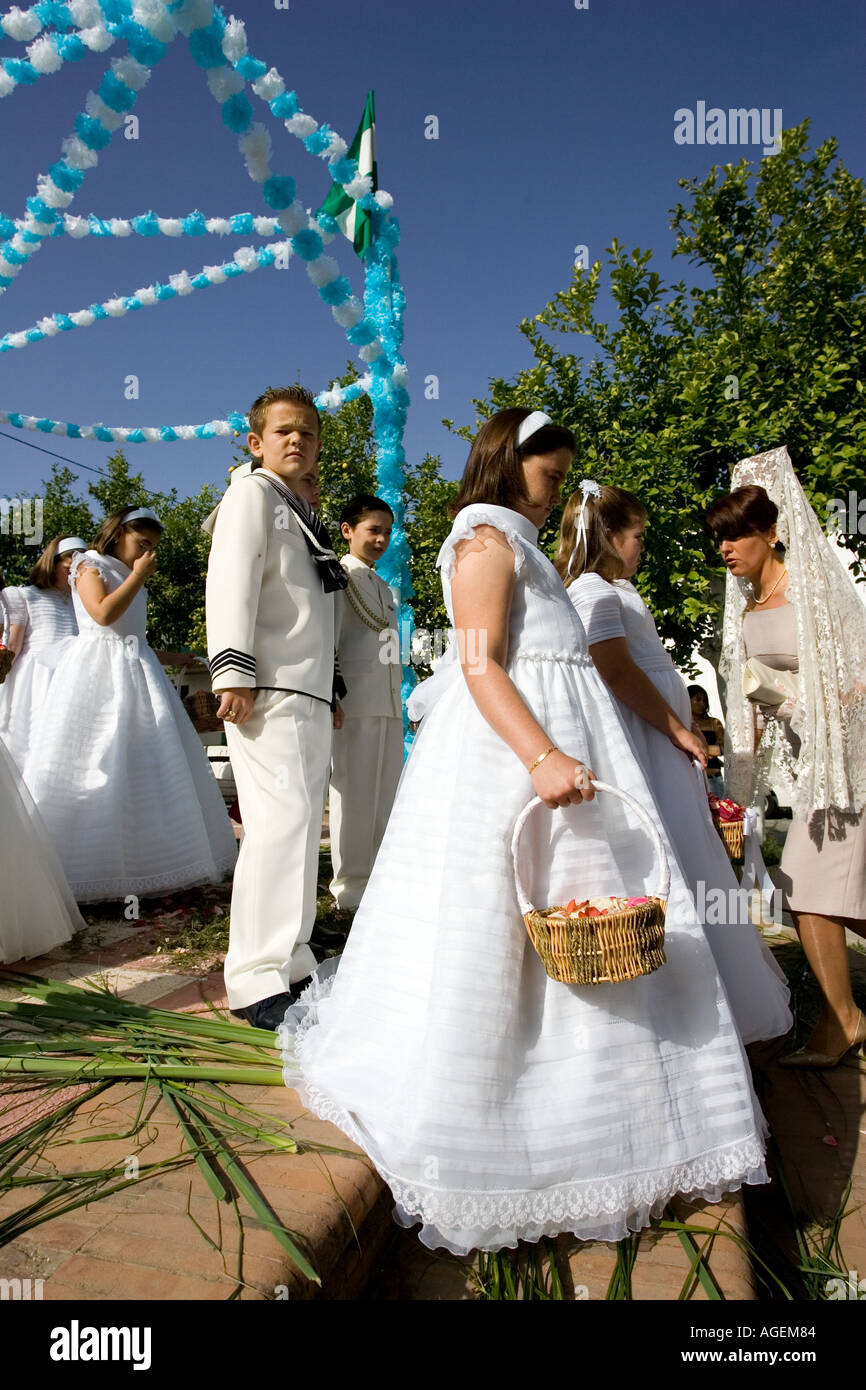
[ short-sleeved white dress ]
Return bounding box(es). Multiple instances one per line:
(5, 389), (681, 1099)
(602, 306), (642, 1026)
(568, 574), (791, 1044)
(280, 506), (773, 1254)
(0, 584), (78, 772)
(24, 551), (237, 903)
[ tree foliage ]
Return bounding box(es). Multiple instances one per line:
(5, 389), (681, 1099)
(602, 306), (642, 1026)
(450, 121), (866, 666)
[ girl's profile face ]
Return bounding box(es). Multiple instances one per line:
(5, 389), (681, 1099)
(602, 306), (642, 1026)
(112, 525), (161, 569)
(519, 449), (573, 527)
(610, 521), (645, 578)
(52, 553), (76, 592)
(341, 511), (393, 567)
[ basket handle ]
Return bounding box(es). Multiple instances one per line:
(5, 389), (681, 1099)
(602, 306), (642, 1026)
(511, 780), (671, 917)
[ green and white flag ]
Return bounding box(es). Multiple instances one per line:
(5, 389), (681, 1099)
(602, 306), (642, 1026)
(319, 90), (377, 256)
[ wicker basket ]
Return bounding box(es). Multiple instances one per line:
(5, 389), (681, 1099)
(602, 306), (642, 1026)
(715, 819), (744, 860)
(0, 647), (14, 685)
(183, 689), (223, 733)
(511, 781), (669, 986)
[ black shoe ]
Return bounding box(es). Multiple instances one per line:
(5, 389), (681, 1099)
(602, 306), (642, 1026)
(230, 991), (294, 1031)
(310, 920), (350, 949)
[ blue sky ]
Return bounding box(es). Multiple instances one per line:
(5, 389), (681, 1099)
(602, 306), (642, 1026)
(0, 0), (863, 510)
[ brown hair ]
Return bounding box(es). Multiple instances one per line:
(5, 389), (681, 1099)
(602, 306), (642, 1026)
(705, 485), (780, 546)
(28, 534), (81, 589)
(450, 408), (576, 518)
(91, 506), (164, 557)
(248, 385), (320, 443)
(554, 485), (646, 585)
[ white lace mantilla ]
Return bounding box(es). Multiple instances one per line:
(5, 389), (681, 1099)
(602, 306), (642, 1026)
(720, 446), (866, 819)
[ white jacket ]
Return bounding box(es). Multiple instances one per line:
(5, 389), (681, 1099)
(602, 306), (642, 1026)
(336, 554), (401, 719)
(205, 466), (335, 702)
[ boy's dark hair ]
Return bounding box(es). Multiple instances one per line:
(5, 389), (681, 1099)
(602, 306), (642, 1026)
(340, 495), (394, 528)
(248, 385), (320, 441)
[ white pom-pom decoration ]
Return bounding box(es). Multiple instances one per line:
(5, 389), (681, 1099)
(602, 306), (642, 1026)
(332, 301), (363, 329)
(169, 272), (194, 295)
(207, 67), (244, 101)
(253, 217), (279, 236)
(306, 255), (340, 288)
(358, 342), (383, 363)
(132, 0), (176, 43)
(79, 26), (115, 53)
(221, 16), (248, 64)
(204, 266), (227, 284)
(37, 317), (60, 336)
(65, 216), (91, 238)
(157, 219), (183, 236)
(70, 310), (96, 327)
(276, 203), (308, 236)
(69, 0), (104, 26)
(36, 176), (74, 209)
(251, 68), (285, 102)
(1, 8), (42, 41)
(85, 92), (124, 130)
(0, 70), (16, 99)
(62, 136), (100, 170)
(374, 190), (393, 210)
(177, 426), (198, 440)
(112, 57), (150, 91)
(285, 114), (318, 139)
(233, 247), (258, 271)
(206, 219), (231, 236)
(325, 136), (348, 163)
(172, 0), (213, 36)
(108, 219), (132, 236)
(134, 287), (159, 306)
(344, 174), (372, 201)
(105, 298), (129, 317)
(27, 36), (63, 74)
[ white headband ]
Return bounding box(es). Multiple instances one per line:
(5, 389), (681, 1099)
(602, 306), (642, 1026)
(515, 411), (552, 448)
(123, 507), (163, 528)
(567, 479), (602, 577)
(55, 536), (86, 556)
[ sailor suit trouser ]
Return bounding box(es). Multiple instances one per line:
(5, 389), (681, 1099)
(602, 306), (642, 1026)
(223, 689), (331, 1009)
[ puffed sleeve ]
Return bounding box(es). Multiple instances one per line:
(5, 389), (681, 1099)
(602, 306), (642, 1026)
(2, 585), (27, 625)
(436, 507), (527, 582)
(205, 476), (269, 691)
(567, 574), (626, 646)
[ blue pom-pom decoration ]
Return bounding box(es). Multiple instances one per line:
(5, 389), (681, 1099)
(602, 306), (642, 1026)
(48, 161), (84, 194)
(269, 91), (299, 119)
(75, 113), (112, 151)
(290, 228), (322, 261)
(318, 276), (352, 307)
(56, 34), (87, 61)
(132, 212), (159, 236)
(303, 126), (332, 157)
(230, 213), (254, 234)
(182, 211), (207, 236)
(235, 56), (267, 81)
(328, 157), (357, 186)
(188, 18), (226, 69)
(262, 177), (296, 210)
(222, 93), (253, 132)
(3, 59), (39, 85)
(99, 72), (136, 114)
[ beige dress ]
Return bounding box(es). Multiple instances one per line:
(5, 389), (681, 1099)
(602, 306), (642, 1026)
(743, 604), (866, 919)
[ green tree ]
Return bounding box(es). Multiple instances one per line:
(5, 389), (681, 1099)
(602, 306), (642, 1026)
(403, 452), (459, 639)
(452, 121), (866, 669)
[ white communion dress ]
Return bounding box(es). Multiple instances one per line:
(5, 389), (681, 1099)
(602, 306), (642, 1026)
(280, 505), (773, 1254)
(24, 551), (237, 903)
(0, 584), (78, 772)
(568, 574), (791, 1045)
(0, 732), (84, 963)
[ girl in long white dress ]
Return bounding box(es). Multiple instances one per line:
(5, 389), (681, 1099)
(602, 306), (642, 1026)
(0, 733), (84, 963)
(24, 506), (237, 904)
(0, 535), (84, 772)
(559, 483), (791, 1045)
(280, 409), (774, 1255)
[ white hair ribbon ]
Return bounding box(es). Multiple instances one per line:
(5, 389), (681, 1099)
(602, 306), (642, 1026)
(567, 478), (601, 577)
(515, 411), (552, 448)
(122, 506), (163, 528)
(55, 536), (87, 556)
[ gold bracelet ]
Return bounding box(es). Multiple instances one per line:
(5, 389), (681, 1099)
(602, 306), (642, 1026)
(528, 745), (557, 774)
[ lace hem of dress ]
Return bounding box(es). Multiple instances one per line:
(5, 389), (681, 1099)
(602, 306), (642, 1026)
(438, 509), (527, 583)
(68, 854), (236, 904)
(278, 974), (769, 1254)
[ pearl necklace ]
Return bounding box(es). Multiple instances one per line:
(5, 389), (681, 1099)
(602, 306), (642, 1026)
(752, 566), (787, 605)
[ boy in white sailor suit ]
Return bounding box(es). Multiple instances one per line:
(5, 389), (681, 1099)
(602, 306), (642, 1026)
(204, 385), (347, 1030)
(329, 496), (404, 911)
